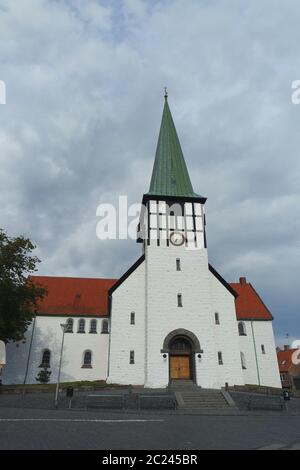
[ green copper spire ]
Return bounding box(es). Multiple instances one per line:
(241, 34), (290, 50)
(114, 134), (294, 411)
(147, 93), (201, 198)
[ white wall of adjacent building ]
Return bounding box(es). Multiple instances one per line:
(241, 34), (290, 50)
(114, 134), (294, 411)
(209, 271), (245, 388)
(238, 320), (281, 388)
(2, 316), (109, 385)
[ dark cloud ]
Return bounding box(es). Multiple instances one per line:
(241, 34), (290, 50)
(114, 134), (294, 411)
(0, 0), (299, 345)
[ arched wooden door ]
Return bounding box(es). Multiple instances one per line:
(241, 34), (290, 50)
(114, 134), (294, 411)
(169, 337), (193, 380)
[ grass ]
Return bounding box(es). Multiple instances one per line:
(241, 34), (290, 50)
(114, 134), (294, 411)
(230, 383), (300, 397)
(0, 380), (127, 393)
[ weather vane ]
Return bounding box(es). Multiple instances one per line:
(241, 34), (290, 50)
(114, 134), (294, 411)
(164, 86), (168, 99)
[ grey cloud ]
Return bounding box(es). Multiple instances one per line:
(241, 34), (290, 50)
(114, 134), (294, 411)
(0, 0), (299, 344)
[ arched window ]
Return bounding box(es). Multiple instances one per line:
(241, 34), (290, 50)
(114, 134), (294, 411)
(78, 318), (85, 333)
(90, 319), (97, 333)
(82, 350), (92, 368)
(170, 337), (192, 354)
(102, 319), (109, 334)
(241, 352), (246, 370)
(238, 322), (247, 336)
(40, 349), (51, 367)
(66, 318), (73, 333)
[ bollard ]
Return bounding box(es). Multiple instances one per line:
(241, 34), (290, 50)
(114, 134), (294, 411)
(66, 386), (74, 409)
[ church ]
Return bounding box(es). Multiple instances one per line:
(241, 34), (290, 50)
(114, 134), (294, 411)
(3, 95), (281, 389)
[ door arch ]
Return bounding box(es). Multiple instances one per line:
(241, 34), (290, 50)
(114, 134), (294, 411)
(169, 336), (193, 380)
(162, 329), (202, 383)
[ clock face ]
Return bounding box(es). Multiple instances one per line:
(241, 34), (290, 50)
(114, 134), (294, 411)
(170, 231), (185, 246)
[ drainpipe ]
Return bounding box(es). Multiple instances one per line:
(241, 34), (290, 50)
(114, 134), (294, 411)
(251, 321), (260, 386)
(107, 296), (112, 378)
(23, 316), (36, 385)
(144, 248), (149, 386)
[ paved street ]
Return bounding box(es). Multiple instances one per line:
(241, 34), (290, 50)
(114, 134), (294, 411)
(1, 406), (300, 450)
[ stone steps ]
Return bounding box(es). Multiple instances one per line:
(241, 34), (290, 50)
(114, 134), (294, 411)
(169, 380), (198, 391)
(172, 384), (232, 410)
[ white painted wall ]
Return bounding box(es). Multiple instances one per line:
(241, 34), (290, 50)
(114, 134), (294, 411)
(107, 260), (145, 385)
(209, 272), (245, 388)
(238, 320), (281, 388)
(145, 201), (219, 388)
(144, 237), (246, 389)
(2, 316), (109, 384)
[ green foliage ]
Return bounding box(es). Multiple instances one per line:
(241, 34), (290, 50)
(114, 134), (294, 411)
(35, 366), (51, 384)
(0, 229), (47, 343)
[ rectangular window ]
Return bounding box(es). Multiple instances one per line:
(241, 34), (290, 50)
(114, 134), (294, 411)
(159, 215), (167, 229)
(158, 201), (166, 214)
(177, 216), (184, 230)
(150, 214), (157, 228)
(218, 352), (223, 365)
(176, 258), (181, 271)
(186, 216), (194, 230)
(185, 203), (193, 216)
(261, 345), (266, 354)
(130, 350), (135, 364)
(130, 312), (135, 325)
(215, 312), (220, 325)
(150, 201), (157, 213)
(177, 294), (183, 307)
(168, 216), (175, 230)
(241, 352), (246, 370)
(194, 203), (202, 216)
(195, 217), (203, 231)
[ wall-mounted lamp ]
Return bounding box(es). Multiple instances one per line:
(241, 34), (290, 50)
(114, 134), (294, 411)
(163, 354), (167, 359)
(197, 354), (202, 359)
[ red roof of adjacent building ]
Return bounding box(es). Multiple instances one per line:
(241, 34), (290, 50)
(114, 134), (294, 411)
(30, 276), (117, 317)
(229, 277), (273, 321)
(30, 274), (273, 321)
(277, 349), (298, 372)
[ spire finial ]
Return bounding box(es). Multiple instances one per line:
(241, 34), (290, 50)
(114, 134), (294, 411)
(164, 86), (168, 99)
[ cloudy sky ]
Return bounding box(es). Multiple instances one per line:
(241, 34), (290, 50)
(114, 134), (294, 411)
(0, 0), (299, 345)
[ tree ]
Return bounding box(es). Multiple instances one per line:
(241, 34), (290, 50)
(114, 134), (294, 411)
(35, 366), (51, 384)
(0, 229), (47, 343)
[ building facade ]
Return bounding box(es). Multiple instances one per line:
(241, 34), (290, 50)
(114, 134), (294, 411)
(2, 96), (281, 389)
(277, 347), (300, 390)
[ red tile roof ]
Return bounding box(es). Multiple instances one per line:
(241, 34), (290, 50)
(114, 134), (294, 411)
(277, 349), (298, 372)
(30, 274), (272, 322)
(229, 279), (273, 321)
(30, 276), (117, 317)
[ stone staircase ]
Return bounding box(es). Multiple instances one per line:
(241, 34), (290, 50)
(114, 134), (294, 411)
(170, 381), (234, 410)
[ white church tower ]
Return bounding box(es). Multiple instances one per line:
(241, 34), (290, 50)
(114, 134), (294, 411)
(107, 93), (245, 389)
